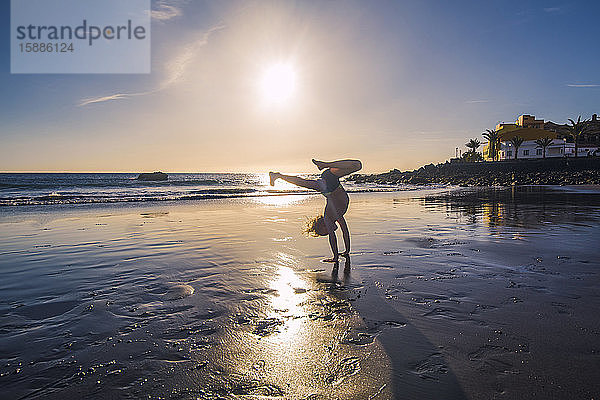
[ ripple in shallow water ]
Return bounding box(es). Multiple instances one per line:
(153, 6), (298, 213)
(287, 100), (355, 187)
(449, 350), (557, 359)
(162, 284), (195, 301)
(15, 300), (79, 320)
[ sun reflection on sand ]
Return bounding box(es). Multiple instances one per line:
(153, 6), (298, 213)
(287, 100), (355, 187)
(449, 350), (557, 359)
(233, 255), (393, 398)
(268, 265), (307, 343)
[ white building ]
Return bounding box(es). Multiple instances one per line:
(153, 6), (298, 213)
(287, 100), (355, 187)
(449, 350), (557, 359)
(498, 139), (598, 160)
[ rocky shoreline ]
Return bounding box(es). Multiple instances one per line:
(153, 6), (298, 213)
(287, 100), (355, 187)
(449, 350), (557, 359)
(349, 158), (600, 186)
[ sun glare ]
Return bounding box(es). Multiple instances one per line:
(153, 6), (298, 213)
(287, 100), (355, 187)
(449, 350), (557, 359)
(260, 62), (296, 105)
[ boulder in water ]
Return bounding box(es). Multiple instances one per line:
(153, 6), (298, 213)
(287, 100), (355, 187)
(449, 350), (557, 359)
(137, 171), (168, 181)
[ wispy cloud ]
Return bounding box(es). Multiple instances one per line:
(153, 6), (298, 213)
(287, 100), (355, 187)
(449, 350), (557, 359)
(161, 25), (225, 88)
(79, 94), (129, 106)
(79, 92), (153, 107)
(465, 99), (490, 104)
(543, 7), (561, 13)
(151, 0), (185, 21)
(567, 84), (600, 88)
(78, 25), (225, 107)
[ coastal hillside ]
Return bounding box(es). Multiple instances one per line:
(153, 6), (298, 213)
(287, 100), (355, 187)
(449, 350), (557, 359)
(350, 158), (600, 186)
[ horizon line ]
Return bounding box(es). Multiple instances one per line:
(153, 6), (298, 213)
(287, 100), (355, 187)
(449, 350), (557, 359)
(0, 170), (380, 174)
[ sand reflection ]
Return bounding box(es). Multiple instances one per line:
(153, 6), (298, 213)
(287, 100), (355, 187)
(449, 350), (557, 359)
(216, 252), (394, 399)
(268, 265), (307, 343)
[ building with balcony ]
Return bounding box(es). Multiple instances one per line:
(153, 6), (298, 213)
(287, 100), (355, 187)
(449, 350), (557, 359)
(516, 114), (545, 129)
(483, 114), (600, 160)
(494, 114), (545, 134)
(499, 138), (569, 160)
(483, 127), (556, 160)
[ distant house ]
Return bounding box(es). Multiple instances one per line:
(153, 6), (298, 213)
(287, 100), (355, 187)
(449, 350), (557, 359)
(495, 127), (598, 159)
(484, 114), (599, 160)
(543, 120), (569, 135)
(496, 127), (561, 160)
(494, 114), (544, 133)
(485, 116), (550, 160)
(516, 114), (545, 130)
(494, 122), (518, 132)
(544, 114), (600, 142)
(582, 114), (600, 145)
(499, 138), (568, 160)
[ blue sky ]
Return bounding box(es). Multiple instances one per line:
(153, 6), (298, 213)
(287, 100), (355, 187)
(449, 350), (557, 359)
(1, 0), (600, 172)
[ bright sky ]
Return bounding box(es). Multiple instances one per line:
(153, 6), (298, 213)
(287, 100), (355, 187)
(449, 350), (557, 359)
(1, 0), (600, 173)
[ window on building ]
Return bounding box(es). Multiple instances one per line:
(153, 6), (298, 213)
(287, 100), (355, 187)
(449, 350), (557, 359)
(523, 149), (529, 156)
(536, 149), (542, 155)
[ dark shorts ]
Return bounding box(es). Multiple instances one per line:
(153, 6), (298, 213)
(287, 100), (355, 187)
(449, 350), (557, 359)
(318, 169), (340, 196)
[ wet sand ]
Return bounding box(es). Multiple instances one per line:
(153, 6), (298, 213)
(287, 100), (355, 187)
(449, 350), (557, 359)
(1, 187), (599, 399)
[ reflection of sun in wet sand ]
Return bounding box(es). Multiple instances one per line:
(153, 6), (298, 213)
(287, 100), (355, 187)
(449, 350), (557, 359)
(268, 265), (308, 342)
(224, 253), (394, 399)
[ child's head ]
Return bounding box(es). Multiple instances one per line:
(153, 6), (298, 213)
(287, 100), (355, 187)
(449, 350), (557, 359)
(304, 215), (333, 237)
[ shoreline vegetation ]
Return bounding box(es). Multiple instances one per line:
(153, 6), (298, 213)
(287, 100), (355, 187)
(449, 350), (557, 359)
(349, 157), (600, 186)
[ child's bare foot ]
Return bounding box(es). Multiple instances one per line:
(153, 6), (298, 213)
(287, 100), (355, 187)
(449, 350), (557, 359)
(269, 172), (279, 186)
(322, 257), (339, 263)
(338, 251), (350, 258)
(312, 159), (327, 170)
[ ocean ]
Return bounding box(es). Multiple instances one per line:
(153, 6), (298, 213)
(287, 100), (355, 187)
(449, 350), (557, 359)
(0, 173), (404, 207)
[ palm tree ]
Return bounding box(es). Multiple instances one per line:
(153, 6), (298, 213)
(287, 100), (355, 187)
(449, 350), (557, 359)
(464, 139), (481, 162)
(566, 116), (590, 157)
(465, 138), (481, 152)
(509, 136), (524, 159)
(534, 137), (553, 159)
(482, 129), (501, 161)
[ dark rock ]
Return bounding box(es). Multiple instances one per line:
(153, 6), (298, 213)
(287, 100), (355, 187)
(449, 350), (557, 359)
(348, 158), (600, 187)
(137, 171), (168, 181)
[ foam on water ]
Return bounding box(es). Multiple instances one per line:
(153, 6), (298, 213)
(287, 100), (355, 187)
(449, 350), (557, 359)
(0, 172), (408, 207)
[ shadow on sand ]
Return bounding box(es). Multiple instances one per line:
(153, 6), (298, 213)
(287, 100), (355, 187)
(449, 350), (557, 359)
(320, 256), (467, 399)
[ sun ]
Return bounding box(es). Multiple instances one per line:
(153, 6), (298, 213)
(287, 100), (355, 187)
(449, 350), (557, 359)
(260, 62), (297, 105)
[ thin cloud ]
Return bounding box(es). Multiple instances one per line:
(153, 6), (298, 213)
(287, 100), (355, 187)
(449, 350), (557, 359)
(543, 7), (561, 13)
(465, 99), (490, 104)
(161, 25), (225, 88)
(567, 84), (600, 88)
(151, 0), (185, 21)
(79, 92), (152, 106)
(79, 94), (129, 106)
(78, 25), (225, 107)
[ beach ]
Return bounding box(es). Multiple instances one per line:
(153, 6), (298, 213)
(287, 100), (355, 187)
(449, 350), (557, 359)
(1, 186), (600, 399)
(4, 0), (600, 398)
